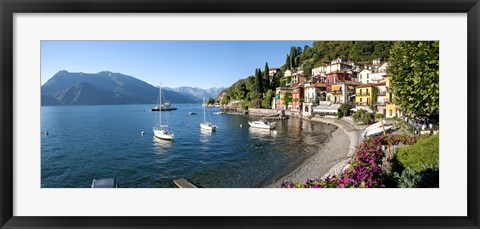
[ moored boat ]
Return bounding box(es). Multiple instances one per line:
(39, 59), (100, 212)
(248, 120), (276, 129)
(153, 82), (174, 141)
(151, 102), (177, 111)
(200, 97), (217, 131)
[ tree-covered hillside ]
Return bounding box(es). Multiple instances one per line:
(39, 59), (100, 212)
(218, 41), (393, 109)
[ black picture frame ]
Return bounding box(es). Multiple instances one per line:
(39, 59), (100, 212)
(1, 0), (479, 228)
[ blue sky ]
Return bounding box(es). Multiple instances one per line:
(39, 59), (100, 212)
(41, 41), (313, 89)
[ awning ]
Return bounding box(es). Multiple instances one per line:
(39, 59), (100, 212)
(332, 85), (342, 91)
(348, 86), (354, 90)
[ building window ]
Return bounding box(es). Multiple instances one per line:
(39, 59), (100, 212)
(389, 109), (393, 116)
(367, 73), (369, 79)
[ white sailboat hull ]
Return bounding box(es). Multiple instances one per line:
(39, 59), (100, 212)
(201, 97), (217, 132)
(153, 128), (174, 140)
(200, 122), (216, 131)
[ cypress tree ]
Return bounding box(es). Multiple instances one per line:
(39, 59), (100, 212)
(254, 68), (264, 95)
(263, 62), (270, 90)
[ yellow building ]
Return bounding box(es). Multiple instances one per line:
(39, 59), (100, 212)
(355, 84), (375, 106)
(385, 75), (403, 118)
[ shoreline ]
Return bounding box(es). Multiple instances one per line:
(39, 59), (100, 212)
(266, 116), (363, 188)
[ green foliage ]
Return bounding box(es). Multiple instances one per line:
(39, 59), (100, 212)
(392, 165), (439, 188)
(395, 135), (439, 172)
(388, 41), (439, 118)
(371, 87), (379, 109)
(352, 109), (372, 125)
(262, 89), (275, 108)
(282, 92), (292, 108)
(337, 110), (344, 119)
(254, 68), (264, 95)
(250, 99), (263, 108)
(339, 103), (351, 116)
(263, 62), (270, 90)
(206, 97), (215, 105)
(374, 113), (384, 121)
(248, 90), (261, 101)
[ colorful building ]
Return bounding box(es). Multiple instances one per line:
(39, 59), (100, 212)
(302, 83), (327, 116)
(385, 75), (403, 118)
(355, 83), (375, 106)
(374, 82), (387, 116)
(273, 87), (292, 110)
(291, 85), (304, 112)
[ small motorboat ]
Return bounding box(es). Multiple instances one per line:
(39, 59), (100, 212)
(248, 119), (276, 129)
(188, 112), (197, 115)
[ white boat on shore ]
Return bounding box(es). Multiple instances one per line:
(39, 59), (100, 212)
(362, 121), (393, 138)
(248, 120), (276, 129)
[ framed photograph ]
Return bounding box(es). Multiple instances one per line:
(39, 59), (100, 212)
(1, 0), (479, 228)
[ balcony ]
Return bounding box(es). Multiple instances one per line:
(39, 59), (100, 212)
(377, 91), (387, 96)
(331, 91), (343, 95)
(355, 93), (370, 96)
(356, 102), (369, 106)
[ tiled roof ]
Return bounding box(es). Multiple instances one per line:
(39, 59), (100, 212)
(355, 83), (376, 89)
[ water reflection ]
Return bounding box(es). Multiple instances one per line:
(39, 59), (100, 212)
(152, 136), (173, 154)
(248, 127), (277, 138)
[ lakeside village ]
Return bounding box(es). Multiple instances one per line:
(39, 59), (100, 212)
(214, 41), (440, 188)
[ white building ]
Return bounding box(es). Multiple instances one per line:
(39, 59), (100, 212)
(374, 82), (387, 116)
(358, 69), (372, 84)
(377, 62), (389, 73)
(370, 72), (386, 83)
(269, 68), (280, 77)
(284, 69), (292, 77)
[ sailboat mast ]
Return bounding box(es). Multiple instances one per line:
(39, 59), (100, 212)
(203, 97), (206, 123)
(159, 82), (162, 128)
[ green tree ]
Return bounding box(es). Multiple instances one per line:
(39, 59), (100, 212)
(282, 92), (292, 108)
(263, 62), (270, 90)
(262, 89), (275, 108)
(207, 97), (215, 105)
(370, 87), (379, 111)
(254, 68), (264, 95)
(353, 109), (372, 125)
(388, 41), (439, 118)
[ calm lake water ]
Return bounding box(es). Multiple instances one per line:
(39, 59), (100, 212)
(41, 104), (335, 188)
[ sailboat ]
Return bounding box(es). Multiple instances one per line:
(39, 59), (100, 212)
(153, 82), (174, 140)
(200, 97), (217, 131)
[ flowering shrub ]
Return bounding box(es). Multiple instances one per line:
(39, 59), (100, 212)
(281, 134), (420, 188)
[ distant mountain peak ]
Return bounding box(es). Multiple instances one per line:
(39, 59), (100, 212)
(41, 71), (199, 106)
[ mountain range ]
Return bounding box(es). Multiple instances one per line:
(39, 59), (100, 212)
(41, 71), (225, 106)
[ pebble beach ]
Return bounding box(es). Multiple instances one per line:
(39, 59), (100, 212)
(267, 116), (363, 187)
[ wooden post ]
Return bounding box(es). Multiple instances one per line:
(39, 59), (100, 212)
(381, 119), (393, 160)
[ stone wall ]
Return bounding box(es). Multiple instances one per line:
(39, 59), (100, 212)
(248, 108), (282, 116)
